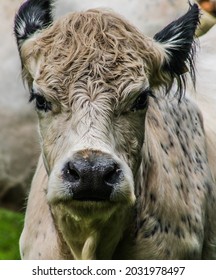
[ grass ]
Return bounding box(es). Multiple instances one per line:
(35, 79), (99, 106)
(0, 208), (24, 260)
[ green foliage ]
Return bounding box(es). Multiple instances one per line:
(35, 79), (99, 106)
(0, 208), (24, 260)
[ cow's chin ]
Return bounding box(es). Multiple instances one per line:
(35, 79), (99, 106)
(49, 197), (133, 260)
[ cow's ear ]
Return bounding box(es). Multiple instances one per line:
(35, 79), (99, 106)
(14, 0), (54, 49)
(153, 3), (200, 96)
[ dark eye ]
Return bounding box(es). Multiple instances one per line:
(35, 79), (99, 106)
(29, 90), (52, 112)
(130, 88), (152, 112)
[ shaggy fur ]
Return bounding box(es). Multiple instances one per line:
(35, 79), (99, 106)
(15, 2), (216, 259)
(20, 9), (165, 99)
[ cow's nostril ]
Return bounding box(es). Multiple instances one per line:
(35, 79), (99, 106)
(62, 154), (123, 201)
(104, 165), (122, 186)
(64, 163), (80, 183)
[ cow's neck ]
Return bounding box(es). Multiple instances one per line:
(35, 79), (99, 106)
(52, 204), (132, 259)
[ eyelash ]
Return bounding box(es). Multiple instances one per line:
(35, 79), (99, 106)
(29, 90), (52, 112)
(130, 88), (153, 112)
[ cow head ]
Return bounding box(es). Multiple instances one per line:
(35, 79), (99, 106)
(15, 0), (199, 259)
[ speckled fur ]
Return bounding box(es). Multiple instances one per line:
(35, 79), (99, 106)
(16, 6), (216, 260)
(114, 94), (216, 259)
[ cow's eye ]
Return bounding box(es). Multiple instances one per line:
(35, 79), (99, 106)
(130, 88), (152, 112)
(29, 91), (52, 112)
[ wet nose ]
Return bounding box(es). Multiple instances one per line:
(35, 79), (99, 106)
(62, 151), (123, 201)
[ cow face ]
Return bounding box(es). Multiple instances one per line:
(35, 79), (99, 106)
(14, 0), (199, 248)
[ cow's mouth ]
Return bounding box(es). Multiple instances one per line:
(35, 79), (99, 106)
(72, 187), (113, 202)
(73, 196), (108, 202)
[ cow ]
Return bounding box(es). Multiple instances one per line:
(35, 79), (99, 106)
(0, 0), (213, 211)
(14, 0), (216, 259)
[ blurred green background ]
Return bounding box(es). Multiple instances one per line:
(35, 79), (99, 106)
(0, 208), (24, 260)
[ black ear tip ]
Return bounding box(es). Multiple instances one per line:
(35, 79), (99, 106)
(189, 2), (199, 10)
(152, 2), (200, 99)
(188, 2), (201, 22)
(14, 0), (54, 47)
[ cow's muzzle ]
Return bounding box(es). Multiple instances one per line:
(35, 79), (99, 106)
(62, 151), (123, 201)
